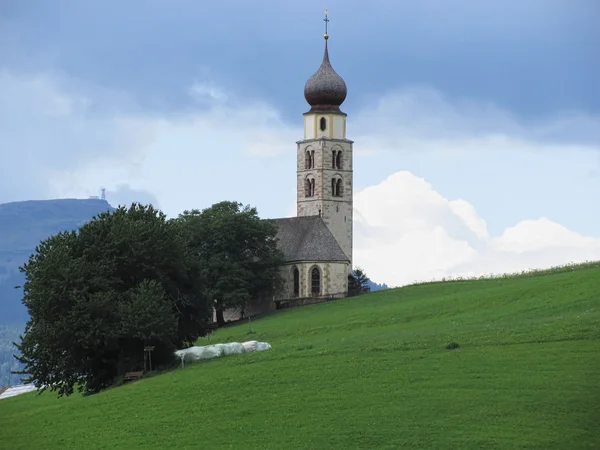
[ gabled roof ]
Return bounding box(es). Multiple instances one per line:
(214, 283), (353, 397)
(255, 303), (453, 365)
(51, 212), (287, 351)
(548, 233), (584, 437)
(269, 216), (349, 263)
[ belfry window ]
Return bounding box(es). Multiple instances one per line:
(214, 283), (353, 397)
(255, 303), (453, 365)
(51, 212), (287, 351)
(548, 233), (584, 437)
(320, 117), (327, 132)
(305, 178), (315, 197)
(311, 267), (321, 296)
(305, 150), (315, 169)
(332, 150), (343, 169)
(332, 178), (342, 197)
(293, 267), (300, 297)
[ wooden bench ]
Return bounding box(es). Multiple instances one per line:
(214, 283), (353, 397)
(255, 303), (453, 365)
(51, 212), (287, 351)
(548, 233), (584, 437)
(123, 371), (143, 382)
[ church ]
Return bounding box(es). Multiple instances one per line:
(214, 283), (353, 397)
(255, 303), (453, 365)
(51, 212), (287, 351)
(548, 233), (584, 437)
(221, 21), (354, 321)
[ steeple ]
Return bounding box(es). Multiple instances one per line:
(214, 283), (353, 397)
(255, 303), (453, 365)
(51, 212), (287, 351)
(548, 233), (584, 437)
(303, 10), (347, 113)
(296, 10), (354, 266)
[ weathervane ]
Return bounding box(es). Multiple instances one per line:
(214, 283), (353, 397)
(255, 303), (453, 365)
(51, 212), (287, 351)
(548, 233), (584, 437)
(324, 9), (329, 39)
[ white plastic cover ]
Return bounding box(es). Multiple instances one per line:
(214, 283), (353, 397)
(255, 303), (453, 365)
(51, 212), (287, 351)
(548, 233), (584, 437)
(174, 341), (271, 367)
(255, 342), (272, 351)
(242, 340), (258, 352)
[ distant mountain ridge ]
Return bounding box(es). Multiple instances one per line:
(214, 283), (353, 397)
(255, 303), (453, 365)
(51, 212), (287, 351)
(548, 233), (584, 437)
(367, 279), (389, 292)
(0, 198), (115, 324)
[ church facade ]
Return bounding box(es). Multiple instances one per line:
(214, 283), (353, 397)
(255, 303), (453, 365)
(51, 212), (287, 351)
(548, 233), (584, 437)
(220, 27), (354, 322)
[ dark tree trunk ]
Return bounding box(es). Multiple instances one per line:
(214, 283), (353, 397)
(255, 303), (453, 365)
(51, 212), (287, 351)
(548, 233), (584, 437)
(216, 308), (225, 327)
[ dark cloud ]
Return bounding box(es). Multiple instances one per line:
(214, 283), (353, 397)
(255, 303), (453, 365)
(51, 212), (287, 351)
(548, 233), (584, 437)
(0, 0), (597, 120)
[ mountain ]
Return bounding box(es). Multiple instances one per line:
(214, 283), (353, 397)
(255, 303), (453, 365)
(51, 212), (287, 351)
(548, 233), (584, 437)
(0, 198), (114, 324)
(0, 198), (114, 387)
(0, 324), (24, 387)
(367, 279), (389, 292)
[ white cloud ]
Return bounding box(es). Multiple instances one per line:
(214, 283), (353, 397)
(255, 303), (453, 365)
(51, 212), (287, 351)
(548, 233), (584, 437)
(355, 171), (600, 286)
(351, 86), (600, 153)
(1, 71), (599, 287)
(0, 70), (298, 212)
(188, 81), (229, 103)
(0, 70), (154, 203)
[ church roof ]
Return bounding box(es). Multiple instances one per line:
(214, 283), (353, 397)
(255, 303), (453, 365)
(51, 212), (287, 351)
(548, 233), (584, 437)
(303, 37), (347, 114)
(270, 216), (349, 263)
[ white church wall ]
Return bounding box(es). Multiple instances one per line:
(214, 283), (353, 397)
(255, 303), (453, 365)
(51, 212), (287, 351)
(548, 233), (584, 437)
(302, 113), (346, 140)
(332, 115), (345, 139)
(304, 115), (315, 139)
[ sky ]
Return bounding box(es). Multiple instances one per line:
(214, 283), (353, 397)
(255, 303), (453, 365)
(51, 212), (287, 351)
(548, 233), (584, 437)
(1, 0), (599, 287)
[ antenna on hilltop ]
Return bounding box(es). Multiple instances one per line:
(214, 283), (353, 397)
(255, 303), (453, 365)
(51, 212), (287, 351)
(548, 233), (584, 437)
(100, 188), (106, 201)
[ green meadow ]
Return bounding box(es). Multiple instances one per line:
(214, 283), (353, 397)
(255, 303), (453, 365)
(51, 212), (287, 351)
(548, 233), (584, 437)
(1, 263), (599, 449)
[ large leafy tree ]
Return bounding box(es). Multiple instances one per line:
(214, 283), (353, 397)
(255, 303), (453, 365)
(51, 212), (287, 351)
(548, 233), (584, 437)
(15, 204), (213, 396)
(178, 201), (284, 326)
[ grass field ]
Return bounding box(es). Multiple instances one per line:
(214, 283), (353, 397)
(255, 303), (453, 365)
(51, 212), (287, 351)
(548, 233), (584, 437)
(1, 263), (599, 449)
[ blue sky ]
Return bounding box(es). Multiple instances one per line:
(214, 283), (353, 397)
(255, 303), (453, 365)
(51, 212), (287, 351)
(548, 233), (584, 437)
(1, 0), (599, 286)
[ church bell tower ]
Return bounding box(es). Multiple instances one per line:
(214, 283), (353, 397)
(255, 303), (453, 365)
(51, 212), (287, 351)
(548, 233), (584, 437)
(297, 11), (353, 266)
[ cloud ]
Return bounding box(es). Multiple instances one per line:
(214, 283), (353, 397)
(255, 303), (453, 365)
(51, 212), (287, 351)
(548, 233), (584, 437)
(351, 87), (600, 153)
(104, 184), (161, 209)
(0, 70), (153, 204)
(1, 69), (599, 287)
(188, 82), (229, 104)
(0, 70), (298, 214)
(355, 171), (600, 286)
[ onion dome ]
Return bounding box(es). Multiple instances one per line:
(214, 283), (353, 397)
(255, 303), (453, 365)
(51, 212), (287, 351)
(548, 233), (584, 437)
(304, 35), (347, 113)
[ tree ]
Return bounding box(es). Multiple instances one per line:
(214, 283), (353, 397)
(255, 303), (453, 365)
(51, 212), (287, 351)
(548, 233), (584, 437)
(348, 267), (370, 295)
(15, 204), (213, 397)
(178, 201), (284, 326)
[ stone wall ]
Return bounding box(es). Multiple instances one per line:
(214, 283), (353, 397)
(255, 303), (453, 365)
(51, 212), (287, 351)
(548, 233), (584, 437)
(276, 261), (349, 300)
(216, 260), (349, 323)
(296, 138), (354, 265)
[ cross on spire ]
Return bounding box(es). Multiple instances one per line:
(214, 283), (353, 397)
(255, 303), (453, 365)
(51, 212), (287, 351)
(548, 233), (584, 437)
(323, 9), (329, 36)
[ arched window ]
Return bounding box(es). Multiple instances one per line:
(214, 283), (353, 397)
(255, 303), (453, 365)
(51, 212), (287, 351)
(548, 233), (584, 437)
(320, 117), (327, 132)
(305, 178), (315, 197)
(332, 178), (342, 197)
(293, 267), (300, 297)
(336, 151), (342, 169)
(305, 150), (315, 169)
(332, 150), (336, 169)
(311, 267), (321, 296)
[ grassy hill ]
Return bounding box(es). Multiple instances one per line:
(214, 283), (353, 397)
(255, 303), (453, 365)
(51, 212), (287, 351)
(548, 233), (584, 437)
(1, 262), (599, 449)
